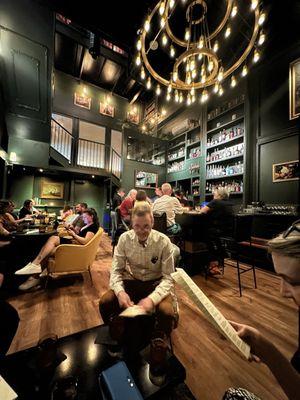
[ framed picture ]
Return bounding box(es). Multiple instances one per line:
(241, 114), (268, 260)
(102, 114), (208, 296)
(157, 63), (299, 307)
(74, 93), (91, 110)
(272, 160), (299, 182)
(135, 170), (158, 188)
(100, 102), (114, 117)
(127, 110), (139, 124)
(289, 58), (300, 119)
(40, 181), (64, 199)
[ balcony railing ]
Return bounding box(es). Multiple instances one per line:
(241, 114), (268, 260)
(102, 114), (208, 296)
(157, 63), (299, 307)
(51, 119), (73, 162)
(50, 118), (122, 179)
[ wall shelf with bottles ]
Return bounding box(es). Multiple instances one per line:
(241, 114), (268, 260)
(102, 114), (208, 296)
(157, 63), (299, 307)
(206, 115), (244, 136)
(207, 98), (245, 122)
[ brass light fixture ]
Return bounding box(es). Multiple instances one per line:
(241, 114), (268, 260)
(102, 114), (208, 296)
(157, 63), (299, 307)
(136, 0), (266, 101)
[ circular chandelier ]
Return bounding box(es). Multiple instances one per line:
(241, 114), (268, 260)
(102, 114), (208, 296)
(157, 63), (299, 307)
(135, 0), (267, 104)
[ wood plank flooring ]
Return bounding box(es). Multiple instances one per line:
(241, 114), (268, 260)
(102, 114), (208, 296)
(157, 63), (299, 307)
(8, 233), (298, 400)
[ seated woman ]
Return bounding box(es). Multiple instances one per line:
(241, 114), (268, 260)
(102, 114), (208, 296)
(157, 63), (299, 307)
(174, 189), (189, 207)
(227, 220), (300, 400)
(60, 205), (74, 222)
(134, 190), (152, 209)
(199, 187), (234, 275)
(14, 208), (99, 291)
(0, 200), (18, 236)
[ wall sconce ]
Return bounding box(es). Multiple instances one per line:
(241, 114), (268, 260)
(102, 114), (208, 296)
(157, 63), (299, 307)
(9, 152), (17, 163)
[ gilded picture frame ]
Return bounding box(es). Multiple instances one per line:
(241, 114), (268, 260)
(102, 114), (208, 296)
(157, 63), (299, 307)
(40, 181), (64, 199)
(100, 102), (114, 117)
(74, 93), (92, 110)
(272, 160), (299, 183)
(289, 58), (300, 120)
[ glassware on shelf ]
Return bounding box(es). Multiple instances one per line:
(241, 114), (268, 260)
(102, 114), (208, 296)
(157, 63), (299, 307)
(206, 143), (244, 162)
(207, 126), (244, 147)
(206, 162), (244, 179)
(167, 160), (184, 173)
(205, 180), (243, 194)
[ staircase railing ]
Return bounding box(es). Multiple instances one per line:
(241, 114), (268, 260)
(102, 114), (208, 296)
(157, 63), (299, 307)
(77, 138), (105, 169)
(51, 118), (73, 162)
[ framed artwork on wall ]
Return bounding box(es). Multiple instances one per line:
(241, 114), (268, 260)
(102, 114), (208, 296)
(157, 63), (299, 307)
(289, 58), (300, 120)
(40, 181), (64, 199)
(127, 109), (139, 124)
(74, 93), (91, 109)
(272, 160), (299, 182)
(100, 102), (114, 117)
(135, 170), (158, 188)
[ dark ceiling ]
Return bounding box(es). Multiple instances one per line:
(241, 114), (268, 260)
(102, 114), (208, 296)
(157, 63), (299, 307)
(41, 0), (300, 104)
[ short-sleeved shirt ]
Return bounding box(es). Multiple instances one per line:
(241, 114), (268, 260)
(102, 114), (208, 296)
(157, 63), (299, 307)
(207, 199), (234, 237)
(152, 195), (183, 227)
(78, 223), (99, 237)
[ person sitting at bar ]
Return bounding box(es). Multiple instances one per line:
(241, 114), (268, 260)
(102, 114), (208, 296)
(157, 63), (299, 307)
(19, 199), (38, 219)
(174, 189), (189, 207)
(151, 186), (162, 203)
(199, 187), (234, 275)
(0, 200), (19, 236)
(227, 220), (300, 400)
(60, 205), (74, 222)
(119, 189), (137, 223)
(134, 190), (152, 208)
(14, 208), (99, 291)
(99, 204), (177, 385)
(152, 183), (183, 235)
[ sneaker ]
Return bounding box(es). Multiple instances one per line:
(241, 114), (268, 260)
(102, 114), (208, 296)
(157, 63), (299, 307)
(18, 276), (40, 291)
(15, 262), (42, 275)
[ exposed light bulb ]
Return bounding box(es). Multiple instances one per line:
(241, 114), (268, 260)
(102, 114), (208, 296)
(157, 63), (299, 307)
(142, 124), (146, 131)
(253, 49), (260, 63)
(190, 87), (195, 96)
(231, 75), (237, 87)
(144, 18), (150, 32)
(242, 65), (248, 77)
(162, 34), (168, 46)
(159, 1), (165, 15)
(167, 84), (172, 93)
(160, 17), (166, 28)
(146, 77), (151, 89)
(135, 53), (141, 66)
(187, 95), (191, 106)
(136, 39), (142, 51)
(173, 71), (178, 81)
(258, 31), (266, 45)
(186, 62), (190, 72)
(192, 70), (197, 79)
(231, 5), (238, 17)
(201, 65), (206, 76)
(140, 67), (146, 79)
(198, 35), (204, 49)
(190, 59), (195, 71)
(218, 85), (224, 96)
(201, 74), (206, 84)
(198, 53), (203, 61)
(217, 67), (224, 82)
(175, 90), (179, 102)
(225, 26), (231, 38)
(201, 89), (208, 103)
(185, 28), (190, 41)
(192, 95), (196, 103)
(170, 45), (175, 58)
(156, 84), (161, 96)
(258, 12), (266, 26)
(179, 93), (183, 103)
(213, 82), (219, 93)
(186, 72), (192, 85)
(170, 0), (175, 8)
(161, 108), (167, 116)
(251, 0), (258, 10)
(166, 92), (171, 101)
(213, 41), (219, 52)
(208, 61), (214, 72)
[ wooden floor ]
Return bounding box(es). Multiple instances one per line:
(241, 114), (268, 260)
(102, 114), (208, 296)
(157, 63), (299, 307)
(8, 233), (297, 400)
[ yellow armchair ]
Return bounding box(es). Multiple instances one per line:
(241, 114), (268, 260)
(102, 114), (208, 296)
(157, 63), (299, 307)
(46, 228), (103, 286)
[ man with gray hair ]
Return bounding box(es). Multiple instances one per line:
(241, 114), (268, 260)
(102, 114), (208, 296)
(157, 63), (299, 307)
(119, 189), (137, 223)
(152, 183), (183, 235)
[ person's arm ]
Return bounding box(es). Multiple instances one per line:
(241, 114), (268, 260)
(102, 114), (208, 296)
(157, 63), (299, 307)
(109, 234), (133, 308)
(199, 205), (211, 214)
(173, 198), (184, 215)
(231, 321), (300, 400)
(142, 239), (175, 310)
(67, 229), (94, 245)
(0, 222), (10, 236)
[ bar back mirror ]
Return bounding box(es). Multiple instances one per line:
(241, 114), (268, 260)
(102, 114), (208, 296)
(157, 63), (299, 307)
(135, 171), (158, 188)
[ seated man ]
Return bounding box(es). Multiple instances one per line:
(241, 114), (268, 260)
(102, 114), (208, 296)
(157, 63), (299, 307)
(152, 183), (183, 235)
(119, 189), (137, 223)
(99, 204), (177, 385)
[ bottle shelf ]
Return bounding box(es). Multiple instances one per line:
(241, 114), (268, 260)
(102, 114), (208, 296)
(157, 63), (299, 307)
(206, 115), (244, 136)
(206, 134), (244, 150)
(168, 141), (186, 151)
(206, 172), (244, 181)
(205, 191), (243, 196)
(168, 154), (185, 162)
(186, 140), (201, 148)
(206, 153), (244, 165)
(207, 102), (244, 122)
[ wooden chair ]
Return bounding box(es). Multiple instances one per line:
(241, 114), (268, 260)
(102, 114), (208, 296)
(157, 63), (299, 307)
(45, 228), (103, 287)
